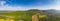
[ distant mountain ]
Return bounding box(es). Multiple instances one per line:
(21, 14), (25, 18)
(41, 9), (60, 15)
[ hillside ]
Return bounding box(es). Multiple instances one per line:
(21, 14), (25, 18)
(0, 11), (32, 21)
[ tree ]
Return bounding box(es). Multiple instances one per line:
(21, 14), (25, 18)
(26, 9), (41, 15)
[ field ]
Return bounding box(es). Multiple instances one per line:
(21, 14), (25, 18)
(38, 15), (60, 21)
(0, 11), (32, 21)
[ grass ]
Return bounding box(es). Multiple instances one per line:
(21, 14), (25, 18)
(0, 11), (32, 21)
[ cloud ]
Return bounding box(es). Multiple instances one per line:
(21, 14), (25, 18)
(27, 0), (60, 10)
(0, 1), (24, 10)
(0, 0), (60, 10)
(0, 6), (22, 10)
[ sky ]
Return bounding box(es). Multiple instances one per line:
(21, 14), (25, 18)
(0, 0), (60, 10)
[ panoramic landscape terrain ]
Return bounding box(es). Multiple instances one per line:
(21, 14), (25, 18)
(0, 0), (60, 21)
(0, 9), (60, 21)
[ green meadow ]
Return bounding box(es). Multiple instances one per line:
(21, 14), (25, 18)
(0, 11), (32, 21)
(0, 9), (60, 21)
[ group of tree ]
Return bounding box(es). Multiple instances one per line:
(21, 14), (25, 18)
(0, 9), (59, 21)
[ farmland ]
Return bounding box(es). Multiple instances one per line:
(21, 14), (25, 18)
(0, 11), (32, 21)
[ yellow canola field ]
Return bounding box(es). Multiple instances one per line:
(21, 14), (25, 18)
(0, 19), (5, 21)
(0, 19), (15, 21)
(39, 15), (46, 18)
(5, 19), (15, 21)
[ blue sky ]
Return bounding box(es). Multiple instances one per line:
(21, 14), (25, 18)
(0, 0), (60, 10)
(6, 0), (55, 6)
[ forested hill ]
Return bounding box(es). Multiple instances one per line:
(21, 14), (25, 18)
(0, 9), (60, 15)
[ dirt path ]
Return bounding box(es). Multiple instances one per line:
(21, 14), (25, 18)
(32, 15), (39, 21)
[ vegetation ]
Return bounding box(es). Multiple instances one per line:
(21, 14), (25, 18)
(0, 11), (32, 21)
(0, 9), (60, 21)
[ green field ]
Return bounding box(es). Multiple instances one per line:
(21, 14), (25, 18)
(47, 16), (60, 21)
(0, 11), (32, 21)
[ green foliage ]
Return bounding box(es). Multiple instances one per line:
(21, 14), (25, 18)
(0, 11), (32, 21)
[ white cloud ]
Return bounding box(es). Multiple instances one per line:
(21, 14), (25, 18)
(0, 6), (22, 10)
(0, 1), (24, 10)
(28, 0), (60, 10)
(0, 0), (60, 11)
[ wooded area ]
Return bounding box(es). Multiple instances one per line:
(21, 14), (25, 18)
(0, 9), (60, 21)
